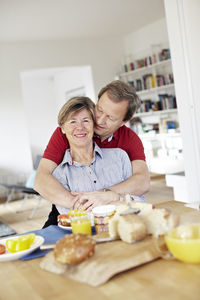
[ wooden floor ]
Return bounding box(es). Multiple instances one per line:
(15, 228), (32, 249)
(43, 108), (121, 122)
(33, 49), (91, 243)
(0, 175), (174, 234)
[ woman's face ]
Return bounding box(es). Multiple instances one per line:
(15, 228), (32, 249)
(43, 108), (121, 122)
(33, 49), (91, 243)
(61, 109), (94, 148)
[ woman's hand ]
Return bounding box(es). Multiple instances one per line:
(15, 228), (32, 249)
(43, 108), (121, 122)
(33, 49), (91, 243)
(72, 191), (119, 212)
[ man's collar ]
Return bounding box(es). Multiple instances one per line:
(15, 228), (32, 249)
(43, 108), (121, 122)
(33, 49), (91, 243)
(94, 126), (123, 143)
(94, 133), (114, 143)
(107, 135), (113, 142)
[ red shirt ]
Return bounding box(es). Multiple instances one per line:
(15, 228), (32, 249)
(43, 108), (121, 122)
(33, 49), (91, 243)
(43, 126), (145, 165)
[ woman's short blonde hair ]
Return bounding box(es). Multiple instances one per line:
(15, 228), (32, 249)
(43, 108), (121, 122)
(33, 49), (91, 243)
(58, 96), (95, 126)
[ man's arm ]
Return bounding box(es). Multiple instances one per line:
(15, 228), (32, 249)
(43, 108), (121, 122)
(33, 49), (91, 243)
(34, 158), (75, 208)
(109, 160), (150, 196)
(73, 160), (150, 210)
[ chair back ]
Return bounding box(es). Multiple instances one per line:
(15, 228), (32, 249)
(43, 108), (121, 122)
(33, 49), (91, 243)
(34, 155), (42, 170)
(25, 155), (42, 188)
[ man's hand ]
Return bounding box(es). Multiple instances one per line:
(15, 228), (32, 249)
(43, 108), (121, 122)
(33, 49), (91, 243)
(72, 191), (119, 211)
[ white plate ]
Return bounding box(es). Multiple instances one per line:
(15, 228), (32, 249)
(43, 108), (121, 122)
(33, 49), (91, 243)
(58, 223), (72, 231)
(0, 235), (44, 262)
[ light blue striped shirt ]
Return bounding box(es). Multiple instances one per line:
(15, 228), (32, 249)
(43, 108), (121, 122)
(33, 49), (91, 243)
(54, 143), (145, 214)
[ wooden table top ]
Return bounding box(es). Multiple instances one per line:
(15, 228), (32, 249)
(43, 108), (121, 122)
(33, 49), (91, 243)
(1, 201), (200, 300)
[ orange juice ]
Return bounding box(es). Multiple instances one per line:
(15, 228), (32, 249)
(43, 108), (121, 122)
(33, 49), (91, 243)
(71, 217), (92, 235)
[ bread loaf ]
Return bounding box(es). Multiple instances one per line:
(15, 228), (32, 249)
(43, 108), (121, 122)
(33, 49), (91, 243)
(54, 233), (96, 265)
(117, 215), (147, 243)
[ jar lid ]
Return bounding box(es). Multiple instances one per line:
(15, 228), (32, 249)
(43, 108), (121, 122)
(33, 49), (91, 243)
(92, 205), (116, 217)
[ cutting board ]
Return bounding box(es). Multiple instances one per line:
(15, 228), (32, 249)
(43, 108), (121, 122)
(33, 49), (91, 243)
(40, 235), (164, 286)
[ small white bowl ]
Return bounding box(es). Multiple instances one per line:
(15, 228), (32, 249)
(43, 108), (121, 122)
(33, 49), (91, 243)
(92, 205), (116, 217)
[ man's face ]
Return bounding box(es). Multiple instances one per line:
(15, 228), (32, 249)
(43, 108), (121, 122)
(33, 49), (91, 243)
(94, 91), (129, 141)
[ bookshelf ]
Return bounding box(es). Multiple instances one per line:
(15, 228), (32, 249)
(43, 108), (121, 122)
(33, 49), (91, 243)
(118, 49), (183, 174)
(119, 58), (172, 77)
(135, 108), (177, 118)
(137, 83), (174, 97)
(118, 49), (178, 131)
(119, 56), (176, 115)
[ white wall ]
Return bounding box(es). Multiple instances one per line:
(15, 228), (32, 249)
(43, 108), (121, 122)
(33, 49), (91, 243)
(21, 65), (95, 163)
(21, 70), (57, 163)
(122, 18), (169, 63)
(53, 66), (95, 110)
(0, 37), (123, 183)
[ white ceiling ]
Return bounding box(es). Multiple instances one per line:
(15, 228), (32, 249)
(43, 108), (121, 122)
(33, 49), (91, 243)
(0, 0), (165, 42)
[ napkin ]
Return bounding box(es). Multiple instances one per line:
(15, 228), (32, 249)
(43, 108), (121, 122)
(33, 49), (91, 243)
(21, 225), (70, 261)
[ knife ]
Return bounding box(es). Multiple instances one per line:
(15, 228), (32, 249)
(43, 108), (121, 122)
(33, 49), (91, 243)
(40, 235), (115, 250)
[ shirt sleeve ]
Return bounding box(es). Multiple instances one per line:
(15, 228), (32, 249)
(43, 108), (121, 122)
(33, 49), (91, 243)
(43, 127), (69, 165)
(122, 127), (145, 162)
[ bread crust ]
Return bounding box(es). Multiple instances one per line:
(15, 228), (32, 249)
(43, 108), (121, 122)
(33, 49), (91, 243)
(54, 234), (96, 265)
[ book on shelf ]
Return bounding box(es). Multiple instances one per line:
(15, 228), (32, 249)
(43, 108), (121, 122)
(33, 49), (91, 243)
(136, 79), (143, 91)
(128, 72), (173, 92)
(156, 75), (165, 87)
(167, 73), (174, 84)
(159, 49), (171, 61)
(138, 99), (153, 113)
(137, 94), (177, 114)
(143, 74), (156, 90)
(160, 119), (177, 133)
(121, 48), (171, 73)
(158, 94), (177, 110)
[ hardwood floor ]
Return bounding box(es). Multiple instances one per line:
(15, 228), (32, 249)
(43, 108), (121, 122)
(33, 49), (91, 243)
(0, 197), (52, 234)
(145, 174), (174, 204)
(0, 174), (174, 234)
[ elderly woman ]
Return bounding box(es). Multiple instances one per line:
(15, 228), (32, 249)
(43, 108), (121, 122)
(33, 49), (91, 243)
(44, 96), (144, 223)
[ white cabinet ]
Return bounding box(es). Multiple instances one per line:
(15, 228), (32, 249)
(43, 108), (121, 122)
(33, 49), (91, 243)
(139, 132), (184, 174)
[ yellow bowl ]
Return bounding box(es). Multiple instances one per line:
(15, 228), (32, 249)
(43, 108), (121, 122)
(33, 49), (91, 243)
(165, 224), (200, 263)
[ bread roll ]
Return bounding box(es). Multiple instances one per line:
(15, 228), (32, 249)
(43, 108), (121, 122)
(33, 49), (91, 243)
(54, 234), (96, 265)
(130, 203), (179, 236)
(117, 215), (147, 243)
(109, 203), (179, 238)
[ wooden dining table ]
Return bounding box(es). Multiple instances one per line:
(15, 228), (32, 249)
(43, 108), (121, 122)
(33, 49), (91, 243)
(1, 201), (200, 300)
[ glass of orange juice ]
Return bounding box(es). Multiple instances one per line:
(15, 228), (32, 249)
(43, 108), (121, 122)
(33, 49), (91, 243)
(71, 215), (92, 235)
